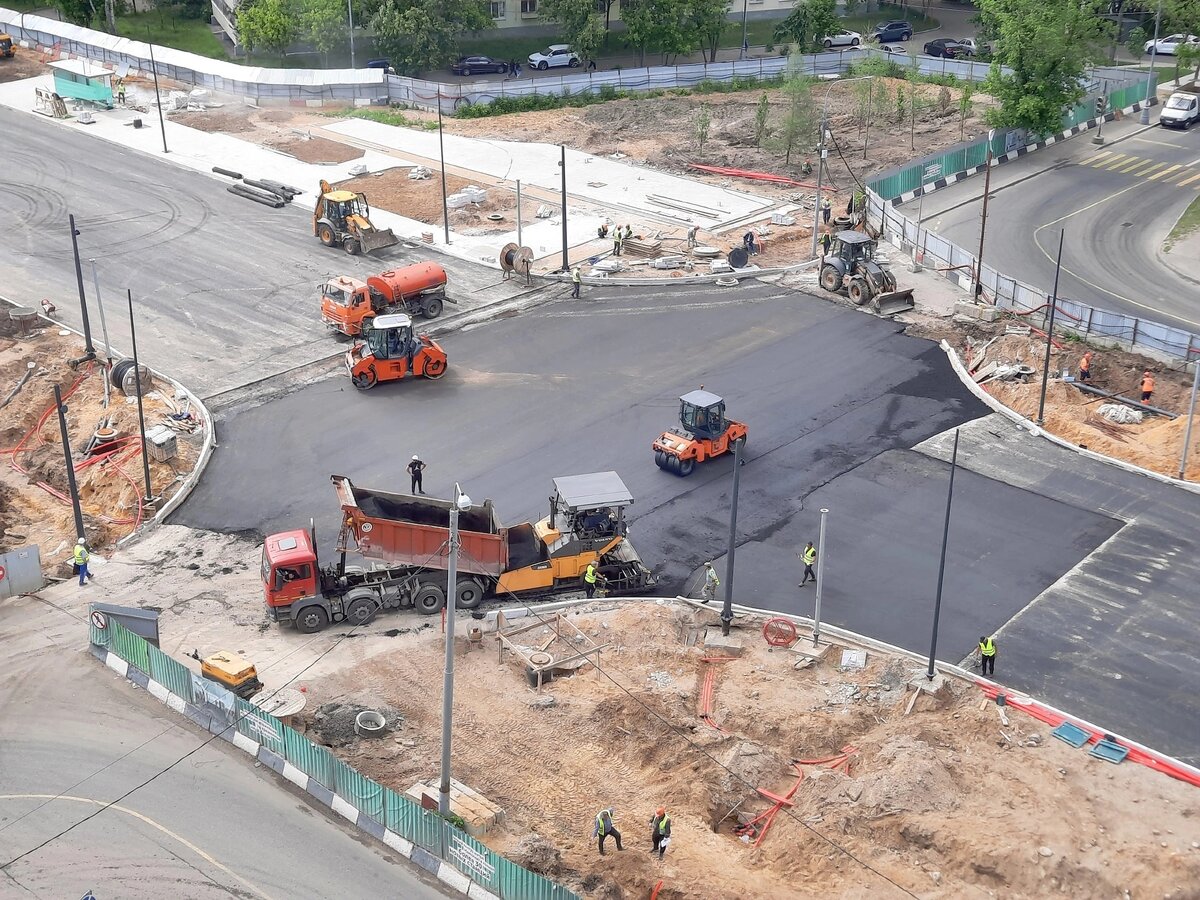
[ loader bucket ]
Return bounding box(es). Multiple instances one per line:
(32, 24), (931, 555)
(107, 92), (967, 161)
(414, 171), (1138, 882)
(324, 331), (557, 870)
(872, 288), (915, 317)
(358, 227), (400, 255)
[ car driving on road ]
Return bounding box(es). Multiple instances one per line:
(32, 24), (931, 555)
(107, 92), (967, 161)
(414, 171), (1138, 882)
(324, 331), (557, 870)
(822, 29), (862, 49)
(873, 21), (913, 42)
(528, 44), (580, 70)
(923, 38), (974, 58)
(451, 55), (509, 76)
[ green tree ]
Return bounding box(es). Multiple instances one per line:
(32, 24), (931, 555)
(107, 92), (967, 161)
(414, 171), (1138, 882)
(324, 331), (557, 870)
(978, 0), (1112, 136)
(369, 0), (490, 74)
(689, 0), (729, 63)
(695, 103), (712, 149)
(754, 92), (771, 146)
(237, 0), (299, 56)
(621, 0), (694, 66)
(773, 0), (838, 53)
(51, 0), (95, 27)
(772, 61), (817, 166)
(301, 0), (348, 62)
(1178, 42), (1200, 81)
(539, 0), (606, 64)
(1125, 26), (1147, 62)
(959, 80), (974, 139)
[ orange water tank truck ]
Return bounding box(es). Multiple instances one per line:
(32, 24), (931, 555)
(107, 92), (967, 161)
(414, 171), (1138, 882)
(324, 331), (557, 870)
(321, 261), (451, 337)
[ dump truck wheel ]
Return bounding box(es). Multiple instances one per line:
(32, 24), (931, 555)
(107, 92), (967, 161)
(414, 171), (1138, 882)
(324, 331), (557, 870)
(414, 584), (446, 615)
(353, 368), (378, 391)
(819, 265), (841, 292)
(344, 238), (361, 256)
(345, 595), (378, 626)
(848, 278), (870, 306)
(422, 297), (443, 318)
(455, 579), (484, 610)
(294, 605), (329, 634)
(677, 458), (695, 477)
(318, 224), (336, 247)
(423, 357), (447, 379)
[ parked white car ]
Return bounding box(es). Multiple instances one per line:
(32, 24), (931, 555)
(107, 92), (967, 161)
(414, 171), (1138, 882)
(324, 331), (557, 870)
(1144, 33), (1200, 55)
(527, 45), (581, 70)
(822, 29), (862, 49)
(1160, 92), (1200, 129)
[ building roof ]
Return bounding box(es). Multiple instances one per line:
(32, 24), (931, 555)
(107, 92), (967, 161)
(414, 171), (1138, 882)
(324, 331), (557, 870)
(680, 389), (724, 408)
(49, 58), (114, 79)
(553, 472), (634, 510)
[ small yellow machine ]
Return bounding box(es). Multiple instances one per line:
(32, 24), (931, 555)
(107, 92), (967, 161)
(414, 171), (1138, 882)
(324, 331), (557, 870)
(191, 649), (263, 699)
(313, 179), (399, 256)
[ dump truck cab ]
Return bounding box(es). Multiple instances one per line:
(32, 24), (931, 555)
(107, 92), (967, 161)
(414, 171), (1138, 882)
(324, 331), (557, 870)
(345, 313), (448, 389)
(262, 529), (321, 610)
(653, 389), (748, 476)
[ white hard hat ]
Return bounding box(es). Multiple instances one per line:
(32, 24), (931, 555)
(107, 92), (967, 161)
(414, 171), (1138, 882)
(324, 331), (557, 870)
(77, 538), (86, 545)
(412, 454), (419, 460)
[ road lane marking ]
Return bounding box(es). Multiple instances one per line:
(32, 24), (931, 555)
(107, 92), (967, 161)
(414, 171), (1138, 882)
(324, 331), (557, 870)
(1100, 154), (1130, 168)
(1118, 158), (1149, 173)
(1149, 164), (1183, 181)
(1133, 162), (1165, 176)
(1178, 171), (1200, 187)
(1031, 182), (1200, 331)
(1132, 136), (1189, 148)
(0, 793), (274, 900)
(1089, 150), (1115, 164)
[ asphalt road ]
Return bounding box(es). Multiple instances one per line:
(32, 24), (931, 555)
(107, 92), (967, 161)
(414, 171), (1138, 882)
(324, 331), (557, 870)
(177, 280), (1131, 679)
(905, 119), (1200, 330)
(0, 106), (535, 397)
(0, 595), (451, 899)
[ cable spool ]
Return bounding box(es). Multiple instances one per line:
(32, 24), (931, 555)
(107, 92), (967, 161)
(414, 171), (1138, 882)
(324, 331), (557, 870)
(499, 242), (535, 278)
(499, 242), (520, 273)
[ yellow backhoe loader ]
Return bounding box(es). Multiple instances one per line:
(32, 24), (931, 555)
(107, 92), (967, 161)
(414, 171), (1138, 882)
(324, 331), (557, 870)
(313, 179), (399, 256)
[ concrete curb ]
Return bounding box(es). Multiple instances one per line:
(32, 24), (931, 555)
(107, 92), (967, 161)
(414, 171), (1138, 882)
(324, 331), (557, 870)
(542, 259), (820, 288)
(937, 339), (1200, 495)
(91, 647), (515, 899)
(888, 99), (1160, 206)
(0, 296), (216, 546)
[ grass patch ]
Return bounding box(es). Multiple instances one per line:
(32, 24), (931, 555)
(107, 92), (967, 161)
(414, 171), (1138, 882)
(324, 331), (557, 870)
(1122, 64), (1191, 84)
(116, 8), (228, 59)
(1164, 195), (1200, 252)
(330, 107), (440, 131)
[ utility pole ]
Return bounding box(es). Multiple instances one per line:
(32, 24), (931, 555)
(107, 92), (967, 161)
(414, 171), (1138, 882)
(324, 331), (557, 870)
(972, 130), (995, 302)
(739, 0), (749, 61)
(347, 0), (355, 69)
(88, 259), (113, 369)
(1179, 355), (1200, 480)
(127, 291), (156, 507)
(515, 179), (523, 248)
(54, 384), (86, 542)
(1140, 0), (1163, 126)
(720, 438), (745, 637)
(809, 108), (829, 259)
(1036, 231), (1066, 427)
(812, 508), (828, 647)
(439, 485), (470, 815)
(147, 38), (169, 154)
(68, 215), (96, 360)
(862, 79), (873, 160)
(559, 144), (569, 273)
(926, 429), (959, 681)
(437, 100), (450, 245)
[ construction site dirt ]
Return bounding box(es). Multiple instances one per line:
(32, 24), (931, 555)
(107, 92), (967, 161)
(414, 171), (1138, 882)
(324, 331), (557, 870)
(908, 314), (1200, 481)
(0, 323), (203, 573)
(288, 603), (1198, 900)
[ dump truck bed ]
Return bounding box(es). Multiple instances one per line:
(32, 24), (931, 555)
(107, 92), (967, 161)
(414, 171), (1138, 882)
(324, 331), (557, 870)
(333, 475), (507, 577)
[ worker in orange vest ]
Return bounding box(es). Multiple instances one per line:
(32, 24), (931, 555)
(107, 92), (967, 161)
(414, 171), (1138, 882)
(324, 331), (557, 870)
(1141, 370), (1155, 403)
(1078, 351), (1093, 383)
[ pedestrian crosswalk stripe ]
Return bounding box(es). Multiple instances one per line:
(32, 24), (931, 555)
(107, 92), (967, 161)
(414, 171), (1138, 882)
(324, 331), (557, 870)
(1133, 161), (1166, 177)
(1149, 164), (1183, 181)
(1102, 155), (1131, 169)
(1118, 158), (1148, 172)
(1089, 150), (1115, 165)
(1178, 171), (1200, 187)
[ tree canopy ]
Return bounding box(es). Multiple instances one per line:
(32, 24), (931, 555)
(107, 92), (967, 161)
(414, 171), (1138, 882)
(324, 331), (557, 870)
(367, 0), (491, 74)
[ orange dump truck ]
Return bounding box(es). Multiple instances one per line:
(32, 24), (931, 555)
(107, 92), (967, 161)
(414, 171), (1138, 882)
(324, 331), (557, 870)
(321, 261), (451, 337)
(262, 473), (656, 633)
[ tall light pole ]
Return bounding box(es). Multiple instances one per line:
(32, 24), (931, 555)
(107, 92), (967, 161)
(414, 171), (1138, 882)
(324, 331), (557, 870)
(439, 484), (472, 816)
(347, 0), (356, 69)
(127, 290), (155, 507)
(1140, 0), (1163, 126)
(147, 37), (169, 154)
(1036, 231), (1066, 427)
(68, 215), (96, 360)
(1179, 356), (1200, 480)
(810, 108), (829, 259)
(54, 384), (86, 542)
(972, 130), (996, 301)
(812, 508), (828, 647)
(559, 144), (569, 273)
(926, 429), (959, 681)
(720, 438), (745, 637)
(739, 0), (749, 61)
(437, 99), (450, 245)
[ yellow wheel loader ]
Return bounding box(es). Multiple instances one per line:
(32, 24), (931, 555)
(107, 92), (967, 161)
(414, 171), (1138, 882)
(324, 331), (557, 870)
(313, 179), (399, 256)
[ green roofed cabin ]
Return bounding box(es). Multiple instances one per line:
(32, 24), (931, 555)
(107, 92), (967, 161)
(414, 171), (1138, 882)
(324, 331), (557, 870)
(49, 59), (115, 109)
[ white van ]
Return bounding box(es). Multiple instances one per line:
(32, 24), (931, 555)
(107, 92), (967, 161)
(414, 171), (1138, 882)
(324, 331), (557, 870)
(1160, 91), (1200, 129)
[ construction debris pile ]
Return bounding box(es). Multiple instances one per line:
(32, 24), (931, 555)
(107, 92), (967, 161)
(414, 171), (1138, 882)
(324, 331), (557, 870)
(0, 321), (202, 572)
(294, 603), (1198, 900)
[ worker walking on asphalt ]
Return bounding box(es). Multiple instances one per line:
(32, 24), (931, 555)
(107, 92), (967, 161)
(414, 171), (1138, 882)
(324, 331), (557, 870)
(613, 227), (624, 257)
(978, 635), (997, 676)
(1078, 351), (1093, 383)
(74, 538), (92, 586)
(571, 266), (582, 299)
(649, 808), (671, 858)
(408, 455), (426, 494)
(699, 562), (720, 604)
(798, 541), (817, 587)
(1141, 370), (1155, 403)
(583, 561), (605, 599)
(594, 807), (623, 854)
(822, 197), (832, 226)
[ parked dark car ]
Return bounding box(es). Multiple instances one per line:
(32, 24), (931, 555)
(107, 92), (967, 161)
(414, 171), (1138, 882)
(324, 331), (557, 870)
(923, 38), (974, 59)
(874, 21), (914, 42)
(451, 55), (509, 76)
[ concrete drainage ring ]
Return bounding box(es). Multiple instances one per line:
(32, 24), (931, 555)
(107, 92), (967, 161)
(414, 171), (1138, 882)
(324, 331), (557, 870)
(715, 277), (739, 287)
(354, 710), (387, 738)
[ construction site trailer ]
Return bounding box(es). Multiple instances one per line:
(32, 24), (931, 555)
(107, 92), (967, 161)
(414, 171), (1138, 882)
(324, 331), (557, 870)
(48, 59), (115, 108)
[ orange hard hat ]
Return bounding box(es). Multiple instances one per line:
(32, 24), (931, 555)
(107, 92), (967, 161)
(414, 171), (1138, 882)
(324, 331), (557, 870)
(656, 807), (665, 816)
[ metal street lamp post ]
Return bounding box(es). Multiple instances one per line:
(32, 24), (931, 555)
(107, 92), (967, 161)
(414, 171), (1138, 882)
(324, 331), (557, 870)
(926, 429), (960, 681)
(812, 508), (829, 647)
(1036, 231), (1066, 427)
(439, 484), (472, 816)
(1140, 0), (1163, 125)
(347, 0), (356, 69)
(720, 438), (745, 637)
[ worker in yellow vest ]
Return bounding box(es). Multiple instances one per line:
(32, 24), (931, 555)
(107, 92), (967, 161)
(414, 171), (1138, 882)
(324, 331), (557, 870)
(583, 561), (605, 599)
(699, 562), (720, 604)
(73, 538), (91, 586)
(978, 635), (997, 677)
(649, 807), (671, 858)
(798, 541), (817, 587)
(593, 807), (623, 854)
